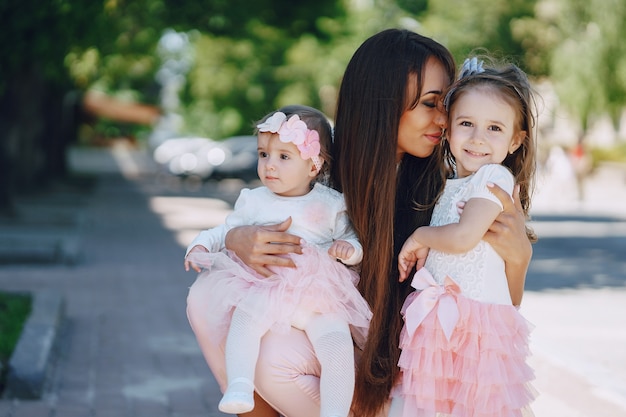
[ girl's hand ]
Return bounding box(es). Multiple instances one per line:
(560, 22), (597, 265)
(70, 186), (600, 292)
(184, 245), (209, 273)
(397, 233), (430, 282)
(328, 240), (355, 262)
(224, 217), (303, 277)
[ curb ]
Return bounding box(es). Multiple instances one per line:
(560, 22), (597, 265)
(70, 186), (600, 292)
(3, 290), (65, 399)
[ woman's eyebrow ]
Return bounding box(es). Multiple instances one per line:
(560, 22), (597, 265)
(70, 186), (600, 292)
(422, 89), (443, 96)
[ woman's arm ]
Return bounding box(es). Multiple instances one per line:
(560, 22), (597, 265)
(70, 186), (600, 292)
(482, 183), (532, 306)
(224, 217), (303, 277)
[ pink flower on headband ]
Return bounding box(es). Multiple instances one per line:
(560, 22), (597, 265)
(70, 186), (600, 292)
(278, 114), (308, 145)
(255, 111), (323, 171)
(298, 130), (321, 160)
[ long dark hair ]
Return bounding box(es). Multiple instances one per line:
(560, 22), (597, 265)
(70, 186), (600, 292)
(332, 28), (455, 416)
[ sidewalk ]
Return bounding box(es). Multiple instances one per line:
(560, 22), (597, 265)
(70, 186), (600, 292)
(0, 150), (226, 416)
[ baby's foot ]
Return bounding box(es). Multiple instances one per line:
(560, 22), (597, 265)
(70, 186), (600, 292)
(218, 378), (254, 414)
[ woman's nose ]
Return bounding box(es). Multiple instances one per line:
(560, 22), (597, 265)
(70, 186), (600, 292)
(434, 104), (447, 129)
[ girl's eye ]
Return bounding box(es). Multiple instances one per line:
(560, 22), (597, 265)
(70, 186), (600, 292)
(460, 121), (472, 127)
(280, 154), (289, 160)
(258, 151), (267, 158)
(488, 125), (502, 132)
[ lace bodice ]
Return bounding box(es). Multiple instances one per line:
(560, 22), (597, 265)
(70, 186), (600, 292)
(423, 164), (514, 305)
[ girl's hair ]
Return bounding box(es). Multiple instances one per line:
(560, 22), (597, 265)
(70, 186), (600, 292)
(255, 104), (333, 181)
(437, 59), (538, 240)
(332, 28), (455, 417)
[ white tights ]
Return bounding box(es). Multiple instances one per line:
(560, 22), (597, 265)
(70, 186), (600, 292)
(225, 307), (355, 417)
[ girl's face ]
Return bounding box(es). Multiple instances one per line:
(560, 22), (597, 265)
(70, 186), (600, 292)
(447, 87), (524, 178)
(257, 132), (318, 197)
(397, 58), (450, 162)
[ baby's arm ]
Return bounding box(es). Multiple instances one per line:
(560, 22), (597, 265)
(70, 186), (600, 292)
(331, 195), (363, 265)
(184, 245), (210, 273)
(183, 189), (253, 272)
(328, 240), (356, 263)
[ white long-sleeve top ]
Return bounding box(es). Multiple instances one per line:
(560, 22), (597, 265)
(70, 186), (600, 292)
(186, 182), (363, 265)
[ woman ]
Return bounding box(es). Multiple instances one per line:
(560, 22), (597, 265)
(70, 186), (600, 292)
(186, 29), (532, 417)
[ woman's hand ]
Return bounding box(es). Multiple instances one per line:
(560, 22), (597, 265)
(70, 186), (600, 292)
(483, 183), (532, 305)
(224, 217), (303, 277)
(184, 245), (209, 273)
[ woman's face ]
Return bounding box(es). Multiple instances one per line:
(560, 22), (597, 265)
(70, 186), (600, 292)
(397, 58), (450, 161)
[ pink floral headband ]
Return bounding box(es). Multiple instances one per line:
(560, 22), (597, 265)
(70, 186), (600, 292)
(257, 112), (323, 172)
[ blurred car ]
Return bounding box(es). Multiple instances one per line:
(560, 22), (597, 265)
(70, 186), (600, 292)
(209, 135), (258, 181)
(152, 137), (221, 178)
(152, 135), (258, 181)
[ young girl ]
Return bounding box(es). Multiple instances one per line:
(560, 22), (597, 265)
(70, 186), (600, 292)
(184, 105), (371, 417)
(393, 58), (538, 417)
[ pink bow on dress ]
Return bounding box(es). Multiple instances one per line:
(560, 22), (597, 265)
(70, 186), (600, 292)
(403, 267), (461, 341)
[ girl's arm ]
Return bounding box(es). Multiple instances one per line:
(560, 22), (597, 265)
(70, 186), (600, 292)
(398, 197), (500, 281)
(412, 197), (502, 254)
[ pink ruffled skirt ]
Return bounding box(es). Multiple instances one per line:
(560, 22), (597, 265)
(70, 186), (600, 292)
(395, 284), (536, 417)
(187, 244), (371, 348)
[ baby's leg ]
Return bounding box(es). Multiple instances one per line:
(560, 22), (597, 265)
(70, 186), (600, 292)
(302, 313), (355, 417)
(220, 307), (269, 414)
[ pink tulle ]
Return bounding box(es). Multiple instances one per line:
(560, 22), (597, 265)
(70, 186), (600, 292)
(186, 244), (371, 349)
(396, 291), (537, 417)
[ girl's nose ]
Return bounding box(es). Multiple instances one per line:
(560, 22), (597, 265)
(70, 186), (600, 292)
(470, 131), (485, 144)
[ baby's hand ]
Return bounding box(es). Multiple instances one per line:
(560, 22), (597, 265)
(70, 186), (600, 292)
(397, 235), (430, 282)
(328, 240), (355, 263)
(184, 245), (209, 273)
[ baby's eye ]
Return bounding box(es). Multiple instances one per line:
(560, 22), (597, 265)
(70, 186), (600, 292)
(258, 151), (267, 158)
(280, 154), (290, 160)
(460, 121), (472, 127)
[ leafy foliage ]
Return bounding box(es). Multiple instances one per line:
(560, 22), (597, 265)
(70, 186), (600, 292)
(511, 0), (626, 131)
(0, 0), (625, 206)
(0, 292), (31, 365)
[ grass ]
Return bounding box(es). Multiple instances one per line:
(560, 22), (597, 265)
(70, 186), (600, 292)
(0, 291), (32, 392)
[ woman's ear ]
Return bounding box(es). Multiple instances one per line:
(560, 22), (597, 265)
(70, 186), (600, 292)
(509, 131), (526, 154)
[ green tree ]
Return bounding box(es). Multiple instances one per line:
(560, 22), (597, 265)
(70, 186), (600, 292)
(417, 0), (537, 66)
(0, 0), (348, 212)
(511, 0), (626, 135)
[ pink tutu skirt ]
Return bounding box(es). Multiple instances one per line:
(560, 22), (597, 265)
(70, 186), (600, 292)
(187, 244), (371, 348)
(395, 272), (536, 417)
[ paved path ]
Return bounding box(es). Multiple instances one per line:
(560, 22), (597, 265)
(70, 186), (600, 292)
(0, 144), (625, 416)
(0, 168), (226, 416)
